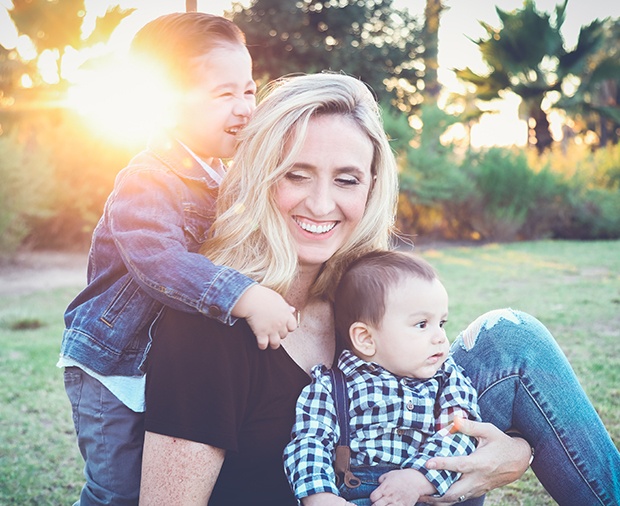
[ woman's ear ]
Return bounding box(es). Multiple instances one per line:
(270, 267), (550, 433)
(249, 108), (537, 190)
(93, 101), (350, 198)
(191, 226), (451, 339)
(349, 322), (376, 358)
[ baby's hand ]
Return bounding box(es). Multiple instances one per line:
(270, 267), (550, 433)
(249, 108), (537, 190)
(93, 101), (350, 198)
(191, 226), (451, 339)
(231, 284), (297, 350)
(369, 468), (434, 506)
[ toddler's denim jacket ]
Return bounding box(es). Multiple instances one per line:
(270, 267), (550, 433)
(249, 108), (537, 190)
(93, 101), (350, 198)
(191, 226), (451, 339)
(60, 133), (255, 377)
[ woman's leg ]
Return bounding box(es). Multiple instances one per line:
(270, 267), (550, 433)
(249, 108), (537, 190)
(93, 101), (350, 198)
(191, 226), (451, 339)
(451, 309), (620, 506)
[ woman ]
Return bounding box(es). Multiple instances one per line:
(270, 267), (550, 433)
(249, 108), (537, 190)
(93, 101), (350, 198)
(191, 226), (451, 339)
(140, 74), (620, 505)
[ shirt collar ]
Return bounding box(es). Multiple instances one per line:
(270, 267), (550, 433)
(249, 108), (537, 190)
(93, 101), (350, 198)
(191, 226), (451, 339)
(176, 139), (225, 185)
(337, 349), (447, 384)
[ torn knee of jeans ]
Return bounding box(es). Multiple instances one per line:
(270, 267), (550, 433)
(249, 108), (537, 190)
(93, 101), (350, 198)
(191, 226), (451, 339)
(459, 308), (520, 350)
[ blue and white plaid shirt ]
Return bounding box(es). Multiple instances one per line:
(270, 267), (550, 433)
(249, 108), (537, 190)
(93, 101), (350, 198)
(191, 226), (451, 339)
(283, 350), (481, 499)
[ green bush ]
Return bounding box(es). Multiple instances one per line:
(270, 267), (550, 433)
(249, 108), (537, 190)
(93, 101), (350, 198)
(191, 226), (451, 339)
(555, 185), (620, 239)
(439, 148), (566, 242)
(530, 143), (620, 239)
(14, 110), (136, 250)
(397, 104), (474, 239)
(0, 134), (53, 256)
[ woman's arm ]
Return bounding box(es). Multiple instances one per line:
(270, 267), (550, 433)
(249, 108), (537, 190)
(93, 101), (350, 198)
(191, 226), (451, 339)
(139, 431), (225, 506)
(418, 419), (531, 505)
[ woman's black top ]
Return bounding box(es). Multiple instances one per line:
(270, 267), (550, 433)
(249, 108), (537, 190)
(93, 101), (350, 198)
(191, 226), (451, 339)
(144, 307), (311, 505)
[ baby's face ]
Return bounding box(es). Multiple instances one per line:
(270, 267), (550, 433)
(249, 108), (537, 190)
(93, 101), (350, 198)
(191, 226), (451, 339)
(370, 276), (450, 379)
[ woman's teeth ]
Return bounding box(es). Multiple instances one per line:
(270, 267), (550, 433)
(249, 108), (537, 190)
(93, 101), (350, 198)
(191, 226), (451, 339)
(295, 219), (336, 234)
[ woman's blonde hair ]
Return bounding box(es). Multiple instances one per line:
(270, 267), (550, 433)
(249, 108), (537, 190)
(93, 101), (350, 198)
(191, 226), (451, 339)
(202, 73), (399, 299)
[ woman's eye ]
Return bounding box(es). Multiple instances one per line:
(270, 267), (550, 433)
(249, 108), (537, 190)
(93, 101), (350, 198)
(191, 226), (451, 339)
(285, 172), (309, 182)
(336, 176), (360, 186)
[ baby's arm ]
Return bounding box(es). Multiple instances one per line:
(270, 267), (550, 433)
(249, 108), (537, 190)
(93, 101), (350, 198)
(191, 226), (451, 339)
(302, 492), (354, 506)
(231, 284), (297, 349)
(284, 367), (341, 501)
(370, 468), (436, 506)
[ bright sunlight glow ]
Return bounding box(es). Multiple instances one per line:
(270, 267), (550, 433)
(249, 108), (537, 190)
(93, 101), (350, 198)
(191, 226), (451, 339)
(65, 55), (179, 147)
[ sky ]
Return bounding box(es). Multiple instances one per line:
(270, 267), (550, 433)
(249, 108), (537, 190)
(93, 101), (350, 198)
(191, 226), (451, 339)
(1, 0), (619, 147)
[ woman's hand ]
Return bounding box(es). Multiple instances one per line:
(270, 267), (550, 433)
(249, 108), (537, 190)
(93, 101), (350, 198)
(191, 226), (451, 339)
(419, 419), (532, 505)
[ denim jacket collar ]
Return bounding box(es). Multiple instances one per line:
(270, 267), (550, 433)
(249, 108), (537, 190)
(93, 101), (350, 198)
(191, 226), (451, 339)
(147, 132), (221, 189)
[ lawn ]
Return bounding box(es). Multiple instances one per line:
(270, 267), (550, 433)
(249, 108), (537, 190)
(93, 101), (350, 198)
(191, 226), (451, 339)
(1, 240), (618, 505)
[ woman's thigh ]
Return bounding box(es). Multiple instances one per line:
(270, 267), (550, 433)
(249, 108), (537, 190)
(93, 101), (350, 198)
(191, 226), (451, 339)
(450, 309), (620, 506)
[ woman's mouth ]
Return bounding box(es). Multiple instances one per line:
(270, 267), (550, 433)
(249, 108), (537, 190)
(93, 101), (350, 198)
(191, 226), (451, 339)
(293, 217), (337, 235)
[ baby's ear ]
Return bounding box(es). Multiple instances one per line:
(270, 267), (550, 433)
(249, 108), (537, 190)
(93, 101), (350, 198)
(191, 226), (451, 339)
(349, 322), (376, 358)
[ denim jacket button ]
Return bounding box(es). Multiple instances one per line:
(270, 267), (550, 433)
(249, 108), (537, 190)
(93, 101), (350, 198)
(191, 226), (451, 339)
(208, 305), (222, 317)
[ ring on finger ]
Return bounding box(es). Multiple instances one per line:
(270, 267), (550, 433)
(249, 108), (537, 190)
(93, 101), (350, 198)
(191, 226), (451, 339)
(458, 495), (467, 503)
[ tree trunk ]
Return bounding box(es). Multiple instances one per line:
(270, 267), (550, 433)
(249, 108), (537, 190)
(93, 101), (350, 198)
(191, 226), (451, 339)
(422, 0), (446, 104)
(531, 105), (553, 154)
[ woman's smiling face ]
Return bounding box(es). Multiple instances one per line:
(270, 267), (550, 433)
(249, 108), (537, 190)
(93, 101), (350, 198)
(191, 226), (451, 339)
(275, 114), (374, 271)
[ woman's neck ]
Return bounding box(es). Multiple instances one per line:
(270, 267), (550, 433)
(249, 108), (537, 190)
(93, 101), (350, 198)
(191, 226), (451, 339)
(280, 265), (335, 374)
(285, 265), (321, 311)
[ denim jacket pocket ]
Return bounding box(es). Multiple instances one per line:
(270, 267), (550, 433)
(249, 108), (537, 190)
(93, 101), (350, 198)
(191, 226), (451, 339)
(97, 277), (162, 354)
(100, 277), (142, 328)
(183, 200), (216, 250)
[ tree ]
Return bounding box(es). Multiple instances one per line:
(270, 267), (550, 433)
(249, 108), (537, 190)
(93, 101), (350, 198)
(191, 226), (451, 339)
(230, 0), (424, 113)
(557, 17), (620, 147)
(3, 1), (134, 101)
(455, 0), (606, 153)
(421, 0), (446, 104)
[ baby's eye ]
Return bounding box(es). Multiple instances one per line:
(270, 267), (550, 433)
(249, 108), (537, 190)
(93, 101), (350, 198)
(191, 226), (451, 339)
(414, 320), (427, 329)
(245, 89), (256, 96)
(440, 320), (448, 328)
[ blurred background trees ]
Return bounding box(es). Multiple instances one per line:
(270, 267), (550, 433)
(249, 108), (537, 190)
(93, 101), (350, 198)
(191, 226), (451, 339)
(0, 0), (619, 256)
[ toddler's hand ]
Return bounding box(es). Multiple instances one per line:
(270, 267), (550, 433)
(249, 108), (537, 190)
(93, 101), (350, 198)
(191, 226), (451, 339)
(232, 284), (297, 350)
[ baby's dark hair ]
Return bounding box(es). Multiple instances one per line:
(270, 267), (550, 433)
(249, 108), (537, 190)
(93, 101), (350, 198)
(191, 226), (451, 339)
(130, 12), (246, 89)
(334, 250), (437, 351)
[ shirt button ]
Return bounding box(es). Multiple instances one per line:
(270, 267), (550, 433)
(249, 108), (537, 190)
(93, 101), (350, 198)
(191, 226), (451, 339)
(397, 429), (404, 436)
(208, 305), (222, 317)
(406, 401), (414, 411)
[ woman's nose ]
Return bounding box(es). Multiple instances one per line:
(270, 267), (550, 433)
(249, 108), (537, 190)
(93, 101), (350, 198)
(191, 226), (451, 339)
(305, 180), (336, 216)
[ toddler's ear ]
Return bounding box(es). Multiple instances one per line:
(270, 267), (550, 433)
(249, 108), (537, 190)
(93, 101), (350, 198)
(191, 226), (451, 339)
(349, 322), (376, 358)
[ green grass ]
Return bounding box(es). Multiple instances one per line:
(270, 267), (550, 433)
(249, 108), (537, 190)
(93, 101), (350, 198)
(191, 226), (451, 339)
(423, 239), (620, 505)
(0, 287), (84, 505)
(0, 240), (618, 505)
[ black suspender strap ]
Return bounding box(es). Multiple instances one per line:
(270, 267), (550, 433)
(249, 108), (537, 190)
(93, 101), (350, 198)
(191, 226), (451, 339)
(327, 367), (361, 488)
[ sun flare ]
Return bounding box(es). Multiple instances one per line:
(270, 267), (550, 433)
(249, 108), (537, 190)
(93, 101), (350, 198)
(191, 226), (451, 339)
(65, 55), (179, 147)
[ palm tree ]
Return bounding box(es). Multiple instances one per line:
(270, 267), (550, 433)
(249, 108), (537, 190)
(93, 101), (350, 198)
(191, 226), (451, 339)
(455, 0), (605, 153)
(557, 18), (620, 147)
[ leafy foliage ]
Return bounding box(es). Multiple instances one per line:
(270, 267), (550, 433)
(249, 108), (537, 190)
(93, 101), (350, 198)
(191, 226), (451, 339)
(0, 133), (53, 255)
(455, 0), (610, 153)
(556, 18), (620, 147)
(231, 0), (424, 112)
(2, 1), (134, 99)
